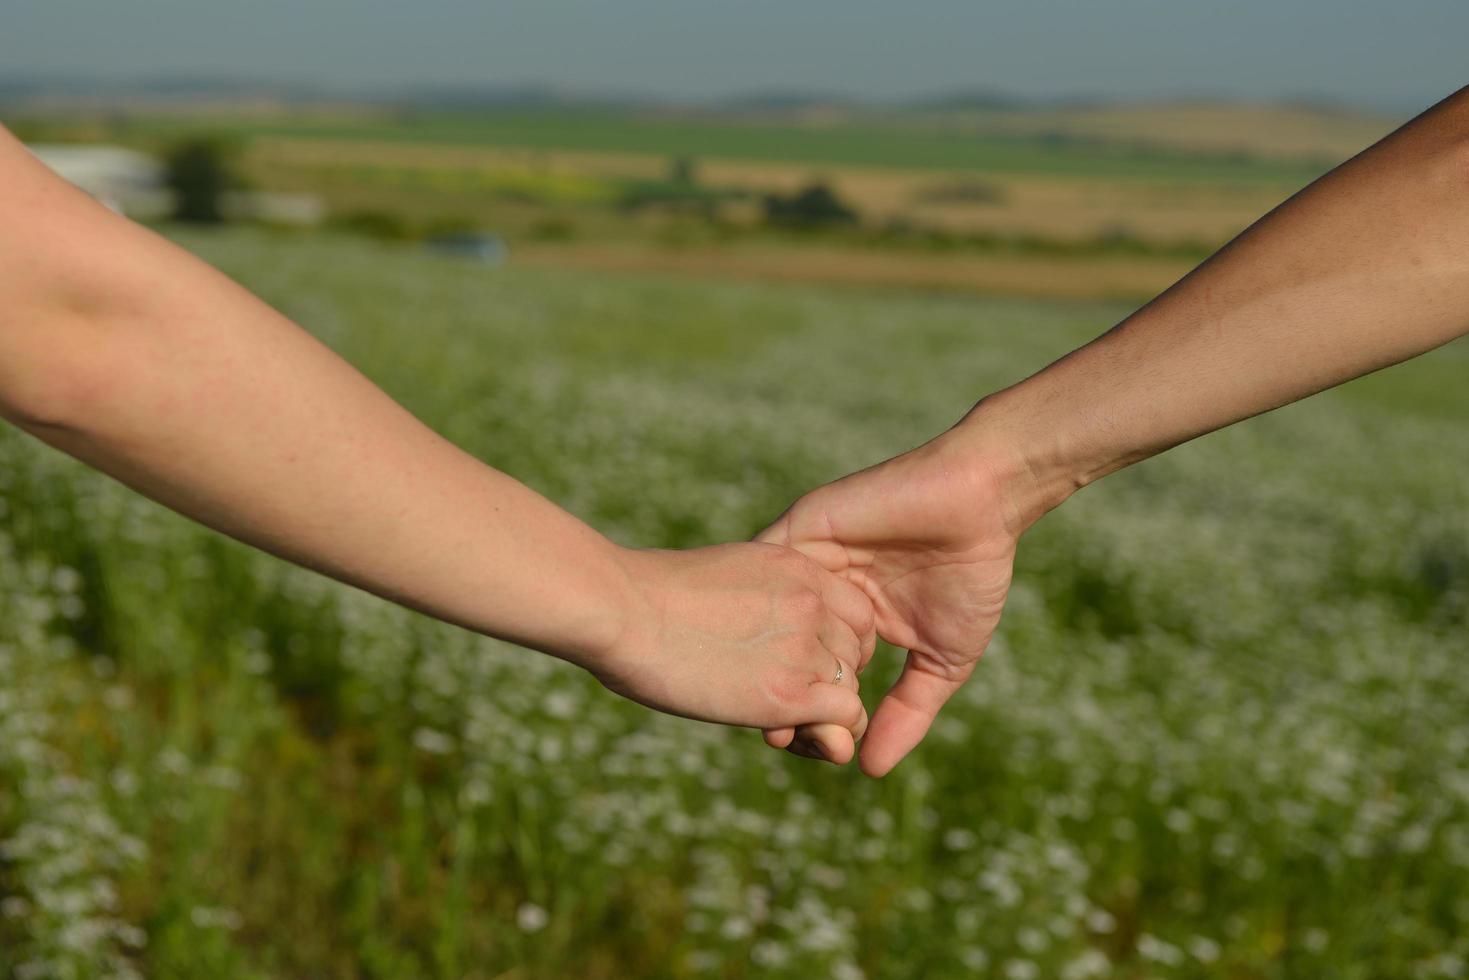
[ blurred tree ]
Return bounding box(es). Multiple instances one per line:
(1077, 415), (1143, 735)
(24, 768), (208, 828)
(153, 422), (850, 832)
(164, 138), (238, 224)
(762, 181), (858, 228)
(669, 155), (699, 185)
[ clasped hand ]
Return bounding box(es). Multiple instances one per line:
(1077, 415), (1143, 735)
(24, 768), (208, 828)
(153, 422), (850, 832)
(595, 428), (1028, 777)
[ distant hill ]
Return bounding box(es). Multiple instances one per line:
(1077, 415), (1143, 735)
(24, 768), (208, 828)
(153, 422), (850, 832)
(0, 74), (328, 106)
(906, 87), (1028, 111)
(715, 89), (866, 112)
(391, 84), (646, 111)
(0, 73), (1403, 166)
(0, 73), (1394, 118)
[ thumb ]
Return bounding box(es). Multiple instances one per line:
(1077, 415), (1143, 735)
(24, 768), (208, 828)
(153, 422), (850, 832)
(858, 652), (972, 778)
(754, 507), (853, 577)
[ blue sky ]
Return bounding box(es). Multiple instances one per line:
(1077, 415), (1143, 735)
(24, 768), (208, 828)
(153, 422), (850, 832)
(4, 0), (1463, 110)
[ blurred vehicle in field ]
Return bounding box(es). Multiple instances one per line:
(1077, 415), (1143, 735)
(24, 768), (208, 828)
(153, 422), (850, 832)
(424, 231), (508, 264)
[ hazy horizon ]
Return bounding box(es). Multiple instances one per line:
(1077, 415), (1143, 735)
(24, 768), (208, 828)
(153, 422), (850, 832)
(0, 72), (1432, 115)
(3, 1), (1464, 114)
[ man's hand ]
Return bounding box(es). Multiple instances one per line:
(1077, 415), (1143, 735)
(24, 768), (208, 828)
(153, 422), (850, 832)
(751, 88), (1469, 775)
(598, 543), (877, 763)
(757, 433), (1030, 776)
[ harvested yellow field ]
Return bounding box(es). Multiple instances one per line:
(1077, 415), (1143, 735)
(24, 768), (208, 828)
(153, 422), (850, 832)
(700, 162), (1296, 243)
(995, 102), (1396, 162)
(250, 137), (1296, 245)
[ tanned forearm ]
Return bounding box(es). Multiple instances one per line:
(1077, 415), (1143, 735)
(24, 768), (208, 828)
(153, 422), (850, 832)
(761, 87), (1469, 775)
(954, 86), (1469, 528)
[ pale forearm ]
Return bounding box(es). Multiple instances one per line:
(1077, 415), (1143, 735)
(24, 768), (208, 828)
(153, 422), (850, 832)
(1, 151), (630, 665)
(28, 304), (631, 663)
(956, 87), (1469, 527)
(1, 127), (875, 747)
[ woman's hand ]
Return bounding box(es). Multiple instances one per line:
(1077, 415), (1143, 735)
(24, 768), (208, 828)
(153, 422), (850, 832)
(0, 126), (875, 761)
(594, 543), (877, 763)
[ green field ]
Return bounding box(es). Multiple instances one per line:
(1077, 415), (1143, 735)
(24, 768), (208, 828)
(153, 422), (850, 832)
(116, 109), (1330, 183)
(2, 229), (1468, 979)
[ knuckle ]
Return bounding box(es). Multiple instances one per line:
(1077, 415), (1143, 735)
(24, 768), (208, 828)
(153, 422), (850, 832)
(762, 541), (802, 567)
(784, 546), (824, 580)
(766, 669), (810, 708)
(788, 587), (825, 621)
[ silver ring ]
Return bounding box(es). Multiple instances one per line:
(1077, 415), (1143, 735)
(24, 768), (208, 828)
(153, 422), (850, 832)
(833, 661), (845, 685)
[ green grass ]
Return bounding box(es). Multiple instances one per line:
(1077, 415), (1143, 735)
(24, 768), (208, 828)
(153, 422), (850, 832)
(2, 229), (1467, 979)
(115, 109), (1331, 183)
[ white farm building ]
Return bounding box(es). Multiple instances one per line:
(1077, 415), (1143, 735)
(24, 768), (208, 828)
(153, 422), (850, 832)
(27, 144), (171, 218)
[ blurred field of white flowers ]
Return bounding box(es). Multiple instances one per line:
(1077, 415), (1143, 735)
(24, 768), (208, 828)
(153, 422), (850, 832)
(2, 229), (1468, 979)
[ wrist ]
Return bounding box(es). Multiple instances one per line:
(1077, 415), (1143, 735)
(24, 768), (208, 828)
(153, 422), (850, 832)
(527, 535), (653, 673)
(582, 544), (663, 677)
(936, 391), (1090, 533)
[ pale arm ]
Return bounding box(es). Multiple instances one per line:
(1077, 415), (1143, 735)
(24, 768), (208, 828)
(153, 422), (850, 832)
(0, 127), (873, 749)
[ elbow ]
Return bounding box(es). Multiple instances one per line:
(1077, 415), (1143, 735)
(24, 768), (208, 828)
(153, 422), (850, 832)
(0, 381), (70, 433)
(1, 349), (108, 438)
(0, 234), (159, 437)
(0, 304), (129, 437)
(0, 151), (165, 435)
(0, 274), (121, 440)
